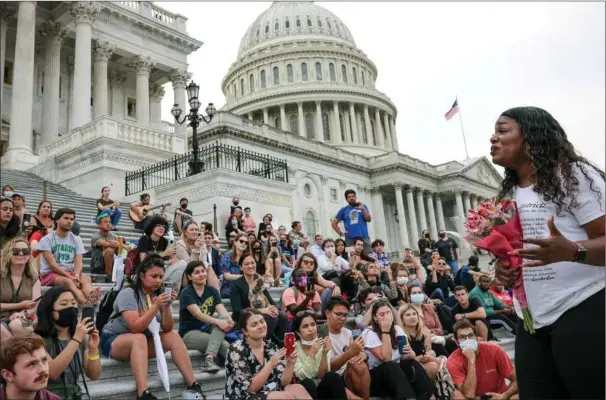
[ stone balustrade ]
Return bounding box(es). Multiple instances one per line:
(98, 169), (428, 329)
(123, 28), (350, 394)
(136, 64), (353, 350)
(112, 1), (186, 32)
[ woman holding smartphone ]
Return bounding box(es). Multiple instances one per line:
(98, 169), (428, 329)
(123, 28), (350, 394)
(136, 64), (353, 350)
(294, 252), (341, 305)
(225, 308), (311, 400)
(291, 310), (349, 399)
(399, 303), (441, 380)
(362, 300), (434, 400)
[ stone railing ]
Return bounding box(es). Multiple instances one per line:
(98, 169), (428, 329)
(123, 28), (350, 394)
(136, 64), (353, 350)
(112, 2), (186, 32)
(39, 117), (184, 162)
(161, 120), (175, 133)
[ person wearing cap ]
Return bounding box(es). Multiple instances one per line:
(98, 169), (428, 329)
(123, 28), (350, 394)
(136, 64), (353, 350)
(10, 194), (35, 235)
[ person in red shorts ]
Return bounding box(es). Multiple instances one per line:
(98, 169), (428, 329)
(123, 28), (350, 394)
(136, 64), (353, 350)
(447, 319), (518, 399)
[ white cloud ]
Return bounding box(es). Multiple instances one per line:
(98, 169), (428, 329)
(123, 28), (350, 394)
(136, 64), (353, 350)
(159, 1), (605, 169)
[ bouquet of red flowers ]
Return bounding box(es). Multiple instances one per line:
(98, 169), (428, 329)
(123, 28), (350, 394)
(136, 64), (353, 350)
(464, 198), (535, 333)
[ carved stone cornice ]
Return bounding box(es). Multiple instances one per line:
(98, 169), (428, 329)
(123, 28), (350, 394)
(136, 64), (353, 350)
(391, 182), (403, 189)
(168, 69), (191, 88)
(319, 175), (328, 185)
(370, 187), (382, 195)
(70, 2), (100, 25)
(40, 21), (68, 45)
(149, 83), (166, 102)
(108, 70), (127, 87)
(129, 56), (154, 75)
(92, 40), (114, 62)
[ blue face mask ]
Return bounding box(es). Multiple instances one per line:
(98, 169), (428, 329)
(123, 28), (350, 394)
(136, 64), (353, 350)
(410, 293), (425, 305)
(293, 239), (301, 246)
(4, 191), (13, 198)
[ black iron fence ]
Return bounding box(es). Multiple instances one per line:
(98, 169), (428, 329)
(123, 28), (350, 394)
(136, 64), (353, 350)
(125, 142), (289, 195)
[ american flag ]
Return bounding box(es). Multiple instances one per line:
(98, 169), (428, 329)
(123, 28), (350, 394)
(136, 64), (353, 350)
(444, 99), (459, 121)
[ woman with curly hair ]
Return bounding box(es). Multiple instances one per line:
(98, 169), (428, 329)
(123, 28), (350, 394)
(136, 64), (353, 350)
(0, 238), (41, 340)
(491, 106), (604, 399)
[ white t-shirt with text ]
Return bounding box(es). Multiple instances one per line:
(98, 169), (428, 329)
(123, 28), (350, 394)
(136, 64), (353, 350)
(37, 232), (86, 276)
(514, 163), (605, 328)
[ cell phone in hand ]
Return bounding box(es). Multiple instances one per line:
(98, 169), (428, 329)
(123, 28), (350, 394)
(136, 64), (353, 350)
(81, 307), (95, 333)
(285, 332), (296, 356)
(307, 276), (315, 292)
(396, 335), (407, 355)
(345, 246), (354, 253)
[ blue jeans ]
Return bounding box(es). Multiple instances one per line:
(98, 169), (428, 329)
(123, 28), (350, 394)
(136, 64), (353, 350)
(281, 263), (294, 285)
(430, 288), (457, 307)
(447, 260), (459, 276)
(102, 207), (122, 227)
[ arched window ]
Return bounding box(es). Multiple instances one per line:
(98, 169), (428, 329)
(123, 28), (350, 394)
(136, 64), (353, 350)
(301, 63), (308, 81)
(273, 66), (279, 85)
(339, 114), (346, 141)
(305, 112), (315, 139)
(260, 70), (267, 89)
(361, 116), (368, 143)
(290, 114), (298, 135)
(296, 17), (301, 27)
(256, 28), (260, 37)
(274, 20), (279, 31)
(317, 18), (322, 28)
(341, 65), (348, 83)
(327, 20), (332, 29)
(287, 64), (294, 83)
(322, 112), (331, 141)
(275, 116), (281, 129)
(307, 17), (312, 27)
(315, 62), (322, 80)
(265, 24), (269, 34)
(240, 78), (244, 95)
(352, 67), (358, 84)
(370, 120), (376, 145)
(305, 210), (316, 237)
(335, 22), (341, 34)
(285, 19), (290, 29)
(249, 74), (254, 93)
(329, 63), (336, 81)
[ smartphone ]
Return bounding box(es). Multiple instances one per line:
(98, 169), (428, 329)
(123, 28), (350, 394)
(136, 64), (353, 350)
(81, 307), (95, 333)
(396, 335), (407, 355)
(345, 246), (355, 253)
(163, 280), (174, 297)
(285, 332), (296, 356)
(307, 276), (315, 292)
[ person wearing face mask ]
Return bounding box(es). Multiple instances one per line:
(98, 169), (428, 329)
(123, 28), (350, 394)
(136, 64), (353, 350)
(390, 265), (410, 308)
(241, 207), (256, 233)
(224, 211), (244, 240)
(173, 197), (193, 235)
(281, 268), (322, 323)
(229, 197), (241, 216)
(1, 185), (15, 198)
(435, 230), (460, 275)
(418, 230), (436, 267)
(447, 319), (518, 400)
(35, 287), (101, 400)
(316, 239), (352, 298)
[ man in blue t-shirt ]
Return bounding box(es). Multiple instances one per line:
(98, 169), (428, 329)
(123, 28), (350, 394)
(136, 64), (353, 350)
(332, 189), (373, 254)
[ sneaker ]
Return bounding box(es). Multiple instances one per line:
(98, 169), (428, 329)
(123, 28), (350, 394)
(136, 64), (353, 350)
(184, 382), (206, 400)
(136, 389), (158, 400)
(200, 357), (220, 373)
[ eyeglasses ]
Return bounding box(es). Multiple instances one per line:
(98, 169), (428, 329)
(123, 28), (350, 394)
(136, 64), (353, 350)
(237, 240), (248, 244)
(330, 311), (348, 319)
(457, 333), (476, 340)
(301, 259), (314, 266)
(12, 248), (31, 256)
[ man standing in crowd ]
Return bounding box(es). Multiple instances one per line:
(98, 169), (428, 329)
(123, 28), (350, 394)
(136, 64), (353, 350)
(447, 320), (518, 399)
(332, 189), (372, 254)
(436, 229), (460, 275)
(0, 335), (61, 400)
(174, 197), (193, 235)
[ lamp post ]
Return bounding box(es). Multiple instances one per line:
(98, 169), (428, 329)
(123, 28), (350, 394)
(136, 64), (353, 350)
(171, 81), (216, 175)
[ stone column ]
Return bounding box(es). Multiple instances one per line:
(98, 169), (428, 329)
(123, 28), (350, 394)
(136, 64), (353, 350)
(130, 55), (154, 126)
(416, 189), (427, 232)
(263, 108), (269, 125)
(168, 69), (190, 135)
(455, 191), (465, 221)
(297, 102), (305, 137)
(314, 101), (323, 141)
(247, 112), (253, 120)
(389, 115), (399, 151)
(374, 107), (385, 148)
(0, 5), (16, 119)
(405, 186), (419, 245)
(279, 104), (287, 131)
(70, 2), (99, 129)
(92, 40), (113, 119)
(426, 192), (438, 237)
(149, 83), (165, 129)
(40, 21), (67, 146)
(435, 194), (446, 231)
(349, 103), (359, 144)
(109, 70), (126, 118)
(332, 101), (342, 144)
(463, 192), (472, 220)
(371, 187), (389, 247)
(3, 2), (37, 169)
(470, 195), (478, 210)
(383, 111), (392, 150)
(343, 108), (351, 144)
(393, 183), (409, 249)
(363, 105), (373, 145)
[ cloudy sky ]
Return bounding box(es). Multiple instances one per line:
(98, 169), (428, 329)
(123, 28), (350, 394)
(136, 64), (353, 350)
(158, 1), (605, 169)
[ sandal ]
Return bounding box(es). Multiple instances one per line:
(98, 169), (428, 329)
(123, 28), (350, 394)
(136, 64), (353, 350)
(82, 287), (102, 307)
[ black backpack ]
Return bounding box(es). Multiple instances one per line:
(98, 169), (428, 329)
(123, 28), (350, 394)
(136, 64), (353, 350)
(96, 287), (120, 333)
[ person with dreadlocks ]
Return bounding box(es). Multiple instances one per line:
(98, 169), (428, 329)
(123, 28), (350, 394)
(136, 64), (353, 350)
(490, 106), (604, 399)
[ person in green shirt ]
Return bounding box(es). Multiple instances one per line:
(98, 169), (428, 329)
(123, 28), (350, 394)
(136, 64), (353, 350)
(96, 186), (121, 230)
(469, 276), (517, 335)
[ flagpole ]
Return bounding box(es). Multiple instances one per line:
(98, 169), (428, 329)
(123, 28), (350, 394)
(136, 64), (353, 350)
(456, 96), (470, 160)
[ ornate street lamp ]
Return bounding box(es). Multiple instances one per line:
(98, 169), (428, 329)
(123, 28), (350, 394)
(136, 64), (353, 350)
(171, 81), (216, 174)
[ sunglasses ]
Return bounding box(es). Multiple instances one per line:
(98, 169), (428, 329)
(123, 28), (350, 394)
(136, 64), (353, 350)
(296, 310), (316, 318)
(301, 259), (314, 266)
(237, 239), (248, 244)
(12, 248), (31, 256)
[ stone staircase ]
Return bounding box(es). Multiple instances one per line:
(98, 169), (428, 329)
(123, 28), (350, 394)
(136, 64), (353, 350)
(3, 169), (516, 399)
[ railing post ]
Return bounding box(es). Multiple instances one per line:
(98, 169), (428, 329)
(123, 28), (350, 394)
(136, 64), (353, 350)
(42, 181), (48, 201)
(174, 155), (179, 180)
(213, 203), (218, 237)
(237, 147), (241, 172)
(215, 143), (220, 168)
(285, 159), (289, 183)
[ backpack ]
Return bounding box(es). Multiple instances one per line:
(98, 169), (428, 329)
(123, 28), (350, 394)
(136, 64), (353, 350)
(454, 267), (464, 286)
(96, 287), (121, 333)
(124, 246), (139, 277)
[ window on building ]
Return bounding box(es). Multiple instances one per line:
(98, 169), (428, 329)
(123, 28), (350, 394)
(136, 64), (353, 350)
(287, 64), (293, 83)
(265, 24), (269, 34)
(327, 20), (332, 29)
(275, 116), (281, 129)
(305, 112), (315, 139)
(339, 114), (345, 141)
(301, 63), (308, 81)
(307, 17), (312, 27)
(315, 62), (322, 81)
(335, 22), (341, 34)
(285, 19), (290, 29)
(127, 97), (137, 118)
(296, 17), (301, 27)
(361, 116), (367, 143)
(3, 61), (13, 85)
(305, 210), (317, 237)
(256, 28), (260, 37)
(341, 65), (347, 83)
(260, 70), (267, 89)
(274, 20), (279, 31)
(317, 18), (322, 28)
(362, 71), (365, 85)
(329, 63), (336, 81)
(249, 74), (254, 93)
(290, 114), (298, 135)
(352, 67), (357, 84)
(273, 66), (279, 85)
(322, 112), (331, 141)
(330, 188), (337, 202)
(240, 78), (244, 95)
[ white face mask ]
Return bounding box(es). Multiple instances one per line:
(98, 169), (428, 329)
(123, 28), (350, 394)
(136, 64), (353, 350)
(301, 337), (317, 346)
(459, 338), (478, 352)
(397, 277), (408, 285)
(325, 246), (335, 255)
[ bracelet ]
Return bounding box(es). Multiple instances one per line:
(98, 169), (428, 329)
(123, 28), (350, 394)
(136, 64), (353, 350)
(88, 353), (100, 361)
(72, 338), (82, 345)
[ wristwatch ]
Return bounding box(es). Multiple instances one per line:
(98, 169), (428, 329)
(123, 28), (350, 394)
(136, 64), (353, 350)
(573, 242), (587, 263)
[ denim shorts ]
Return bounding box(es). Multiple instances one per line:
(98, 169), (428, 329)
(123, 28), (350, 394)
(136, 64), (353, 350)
(100, 332), (120, 358)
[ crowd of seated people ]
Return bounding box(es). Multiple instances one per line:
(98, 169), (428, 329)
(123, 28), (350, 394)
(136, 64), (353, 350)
(0, 184), (521, 400)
